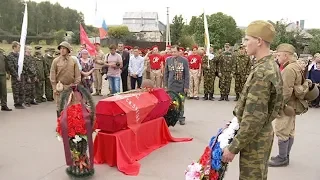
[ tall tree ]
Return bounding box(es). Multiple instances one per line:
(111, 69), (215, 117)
(192, 12), (242, 49)
(170, 15), (185, 45)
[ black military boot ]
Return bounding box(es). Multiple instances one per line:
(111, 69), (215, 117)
(225, 95), (229, 101)
(209, 93), (214, 101)
(234, 93), (240, 101)
(203, 94), (208, 100)
(218, 95), (225, 101)
(15, 104), (25, 109)
(41, 97), (47, 102)
(1, 105), (12, 111)
(269, 140), (289, 167)
(31, 100), (38, 105)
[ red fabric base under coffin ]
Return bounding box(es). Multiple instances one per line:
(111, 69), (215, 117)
(94, 117), (193, 175)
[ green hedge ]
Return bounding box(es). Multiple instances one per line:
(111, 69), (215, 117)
(0, 35), (55, 45)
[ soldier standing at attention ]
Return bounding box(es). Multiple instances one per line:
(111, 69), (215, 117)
(7, 41), (25, 109)
(50, 41), (81, 117)
(268, 44), (309, 167)
(92, 43), (104, 96)
(44, 48), (55, 101)
(164, 45), (190, 125)
(187, 45), (202, 100)
(217, 43), (235, 101)
(222, 20), (283, 180)
(24, 46), (38, 107)
(202, 48), (216, 100)
(34, 46), (46, 103)
(0, 48), (12, 111)
(234, 45), (252, 101)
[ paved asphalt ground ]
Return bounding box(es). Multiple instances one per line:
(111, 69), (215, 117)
(1, 83), (319, 180)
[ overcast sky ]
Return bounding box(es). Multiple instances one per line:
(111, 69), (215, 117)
(34, 0), (320, 29)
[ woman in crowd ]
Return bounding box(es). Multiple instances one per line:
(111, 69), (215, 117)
(308, 60), (320, 108)
(79, 49), (94, 93)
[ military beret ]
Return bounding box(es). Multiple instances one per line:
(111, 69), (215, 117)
(35, 46), (42, 50)
(276, 43), (296, 54)
(246, 20), (276, 43)
(192, 45), (198, 49)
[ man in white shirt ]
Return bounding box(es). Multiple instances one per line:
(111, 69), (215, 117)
(128, 46), (145, 89)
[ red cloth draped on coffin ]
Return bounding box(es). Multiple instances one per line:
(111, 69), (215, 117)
(94, 117), (193, 175)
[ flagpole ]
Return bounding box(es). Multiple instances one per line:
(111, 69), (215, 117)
(18, 2), (28, 79)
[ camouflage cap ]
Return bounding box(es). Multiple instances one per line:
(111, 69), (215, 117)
(276, 43), (296, 54)
(246, 20), (276, 43)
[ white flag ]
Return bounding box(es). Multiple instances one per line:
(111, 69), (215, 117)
(18, 3), (28, 79)
(203, 10), (210, 56)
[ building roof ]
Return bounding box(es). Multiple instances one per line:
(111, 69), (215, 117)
(123, 12), (158, 19)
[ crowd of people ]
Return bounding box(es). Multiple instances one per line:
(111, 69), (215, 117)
(0, 19), (320, 180)
(1, 39), (320, 113)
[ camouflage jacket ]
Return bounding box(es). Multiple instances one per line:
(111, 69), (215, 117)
(234, 54), (252, 75)
(228, 55), (283, 154)
(23, 55), (37, 78)
(217, 51), (236, 74)
(6, 52), (19, 78)
(34, 54), (46, 80)
(44, 53), (54, 78)
(202, 55), (217, 74)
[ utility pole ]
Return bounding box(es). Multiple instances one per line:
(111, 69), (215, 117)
(166, 7), (171, 46)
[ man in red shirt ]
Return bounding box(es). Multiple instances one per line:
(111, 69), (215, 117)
(187, 45), (202, 100)
(145, 46), (164, 87)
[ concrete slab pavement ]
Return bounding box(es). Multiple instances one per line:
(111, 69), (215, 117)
(1, 91), (319, 180)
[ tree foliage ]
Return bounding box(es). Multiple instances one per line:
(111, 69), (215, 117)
(0, 0), (84, 36)
(307, 29), (320, 55)
(108, 26), (130, 39)
(170, 15), (185, 44)
(184, 12), (242, 49)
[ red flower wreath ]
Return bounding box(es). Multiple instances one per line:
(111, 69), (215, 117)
(56, 104), (97, 137)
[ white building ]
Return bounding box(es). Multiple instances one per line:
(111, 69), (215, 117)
(122, 12), (166, 42)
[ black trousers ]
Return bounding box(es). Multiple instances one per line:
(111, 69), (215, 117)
(121, 71), (128, 92)
(130, 76), (142, 90)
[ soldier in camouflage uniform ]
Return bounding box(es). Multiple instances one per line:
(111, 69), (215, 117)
(222, 20), (283, 180)
(202, 50), (216, 100)
(234, 45), (252, 101)
(217, 43), (235, 101)
(6, 41), (25, 109)
(44, 48), (55, 101)
(0, 48), (12, 111)
(24, 46), (38, 107)
(34, 46), (47, 103)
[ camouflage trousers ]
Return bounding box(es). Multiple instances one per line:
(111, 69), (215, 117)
(0, 75), (7, 106)
(235, 74), (247, 94)
(239, 124), (273, 180)
(45, 78), (53, 100)
(35, 80), (44, 101)
(219, 72), (232, 95)
(11, 76), (25, 105)
(24, 78), (35, 103)
(203, 71), (216, 94)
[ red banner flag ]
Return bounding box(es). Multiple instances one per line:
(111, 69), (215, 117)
(80, 24), (96, 56)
